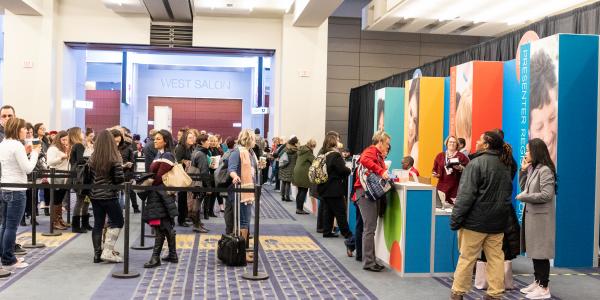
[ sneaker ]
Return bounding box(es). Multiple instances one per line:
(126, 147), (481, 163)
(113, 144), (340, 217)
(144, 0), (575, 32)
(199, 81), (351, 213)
(520, 281), (539, 294)
(3, 261), (29, 271)
(526, 286), (551, 299)
(14, 244), (26, 255)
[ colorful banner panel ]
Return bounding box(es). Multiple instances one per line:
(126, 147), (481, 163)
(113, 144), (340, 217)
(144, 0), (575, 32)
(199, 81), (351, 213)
(450, 61), (503, 154)
(404, 77), (445, 178)
(509, 34), (599, 268)
(381, 87), (405, 170)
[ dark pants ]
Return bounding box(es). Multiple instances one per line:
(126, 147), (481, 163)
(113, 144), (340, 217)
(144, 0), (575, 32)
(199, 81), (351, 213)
(176, 191), (187, 224)
(90, 198), (124, 236)
(129, 190), (139, 210)
(51, 189), (68, 205)
(354, 202), (363, 260)
(281, 181), (291, 200)
(25, 189), (34, 218)
(533, 259), (550, 287)
(322, 196), (351, 238)
(316, 198), (327, 232)
(296, 187), (308, 211)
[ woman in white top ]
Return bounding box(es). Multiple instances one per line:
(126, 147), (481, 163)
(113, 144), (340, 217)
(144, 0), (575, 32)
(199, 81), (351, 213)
(0, 118), (40, 271)
(46, 131), (71, 230)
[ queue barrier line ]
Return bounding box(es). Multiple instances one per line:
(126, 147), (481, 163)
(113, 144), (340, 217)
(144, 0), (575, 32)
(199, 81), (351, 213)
(0, 167), (267, 281)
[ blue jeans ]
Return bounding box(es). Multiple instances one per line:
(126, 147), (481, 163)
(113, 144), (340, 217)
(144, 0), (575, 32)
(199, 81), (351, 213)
(226, 191), (252, 229)
(0, 190), (26, 266)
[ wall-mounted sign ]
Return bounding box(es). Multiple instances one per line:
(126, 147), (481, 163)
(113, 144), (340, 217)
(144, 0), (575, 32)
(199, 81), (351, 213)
(252, 107), (269, 114)
(75, 100), (93, 109)
(160, 78), (232, 90)
(233, 123), (242, 128)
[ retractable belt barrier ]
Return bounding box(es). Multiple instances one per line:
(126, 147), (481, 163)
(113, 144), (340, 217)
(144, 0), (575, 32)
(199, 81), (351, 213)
(0, 167), (267, 280)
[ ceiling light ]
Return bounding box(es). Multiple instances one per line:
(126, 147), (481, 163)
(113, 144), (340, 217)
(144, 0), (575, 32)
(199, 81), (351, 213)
(505, 0), (588, 25)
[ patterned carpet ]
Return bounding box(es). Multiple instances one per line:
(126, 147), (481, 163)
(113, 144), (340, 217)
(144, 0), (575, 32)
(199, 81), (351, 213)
(0, 231), (78, 292)
(92, 224), (376, 300)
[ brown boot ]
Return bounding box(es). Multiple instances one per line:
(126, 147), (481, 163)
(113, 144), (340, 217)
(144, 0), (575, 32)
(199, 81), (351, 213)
(56, 205), (70, 228)
(450, 292), (463, 300)
(53, 207), (66, 230)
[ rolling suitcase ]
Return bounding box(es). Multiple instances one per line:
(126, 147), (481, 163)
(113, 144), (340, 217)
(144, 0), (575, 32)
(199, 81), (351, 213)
(217, 184), (247, 266)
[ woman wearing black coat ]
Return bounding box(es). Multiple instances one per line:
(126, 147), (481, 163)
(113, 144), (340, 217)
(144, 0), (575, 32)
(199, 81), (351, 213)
(317, 135), (352, 240)
(143, 130), (179, 268)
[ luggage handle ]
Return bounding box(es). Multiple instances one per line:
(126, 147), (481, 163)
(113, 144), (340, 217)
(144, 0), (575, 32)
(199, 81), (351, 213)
(234, 183), (241, 237)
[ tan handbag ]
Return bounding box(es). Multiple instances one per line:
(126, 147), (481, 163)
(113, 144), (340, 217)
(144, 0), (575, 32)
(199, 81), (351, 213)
(162, 164), (192, 188)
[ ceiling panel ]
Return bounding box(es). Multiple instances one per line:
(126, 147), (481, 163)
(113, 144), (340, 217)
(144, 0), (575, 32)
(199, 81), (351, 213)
(168, 0), (192, 21)
(143, 0), (171, 21)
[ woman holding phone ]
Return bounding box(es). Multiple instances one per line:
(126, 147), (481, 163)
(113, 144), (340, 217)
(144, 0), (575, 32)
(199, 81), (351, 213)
(516, 138), (557, 299)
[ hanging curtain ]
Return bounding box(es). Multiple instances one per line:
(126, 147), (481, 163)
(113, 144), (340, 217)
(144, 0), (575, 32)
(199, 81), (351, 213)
(347, 1), (600, 153)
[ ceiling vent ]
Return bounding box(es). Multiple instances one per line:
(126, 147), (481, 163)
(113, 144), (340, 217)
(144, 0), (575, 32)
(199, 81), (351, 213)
(150, 22), (193, 48)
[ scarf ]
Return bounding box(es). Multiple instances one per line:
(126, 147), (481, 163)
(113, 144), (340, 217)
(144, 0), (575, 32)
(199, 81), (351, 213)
(239, 147), (255, 204)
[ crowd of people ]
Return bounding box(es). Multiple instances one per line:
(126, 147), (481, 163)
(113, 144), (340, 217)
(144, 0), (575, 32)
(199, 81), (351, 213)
(0, 103), (558, 300)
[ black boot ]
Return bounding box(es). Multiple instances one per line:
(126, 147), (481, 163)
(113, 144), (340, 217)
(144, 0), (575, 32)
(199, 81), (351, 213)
(20, 216), (27, 226)
(82, 214), (93, 231)
(72, 216), (87, 233)
(44, 208), (50, 216)
(92, 232), (103, 263)
(161, 230), (178, 263)
(144, 230), (164, 268)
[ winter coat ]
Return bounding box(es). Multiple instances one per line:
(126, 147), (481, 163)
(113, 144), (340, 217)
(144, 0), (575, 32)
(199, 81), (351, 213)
(278, 144), (298, 182)
(450, 150), (513, 234)
(90, 162), (125, 200)
(353, 145), (386, 190)
(292, 146), (315, 188)
(317, 152), (351, 198)
(143, 190), (178, 222)
(503, 205), (521, 260)
(191, 146), (212, 186)
(517, 165), (556, 259)
(119, 142), (135, 181)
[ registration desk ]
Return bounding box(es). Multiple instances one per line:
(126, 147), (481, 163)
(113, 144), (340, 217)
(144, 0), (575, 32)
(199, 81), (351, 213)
(372, 182), (459, 276)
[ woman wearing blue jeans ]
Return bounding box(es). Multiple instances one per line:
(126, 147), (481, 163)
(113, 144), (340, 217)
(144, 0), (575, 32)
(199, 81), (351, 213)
(0, 117), (40, 272)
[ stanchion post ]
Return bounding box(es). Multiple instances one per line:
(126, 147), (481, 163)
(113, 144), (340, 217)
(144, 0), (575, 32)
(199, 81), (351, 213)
(242, 184), (269, 281)
(24, 171), (45, 248)
(132, 193), (152, 250)
(113, 182), (140, 278)
(43, 167), (61, 237)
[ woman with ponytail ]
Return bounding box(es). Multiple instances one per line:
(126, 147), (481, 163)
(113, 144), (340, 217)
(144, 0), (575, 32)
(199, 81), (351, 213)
(450, 131), (514, 300)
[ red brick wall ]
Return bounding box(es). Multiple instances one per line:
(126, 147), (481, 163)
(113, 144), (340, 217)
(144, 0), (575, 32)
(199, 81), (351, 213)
(85, 90), (121, 132)
(148, 97), (242, 139)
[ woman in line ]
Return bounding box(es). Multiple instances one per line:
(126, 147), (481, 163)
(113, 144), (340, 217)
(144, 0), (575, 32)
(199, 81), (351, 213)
(0, 118), (40, 271)
(206, 134), (225, 217)
(292, 139), (316, 215)
(318, 134), (352, 242)
(22, 123), (36, 226)
(432, 136), (469, 208)
(34, 123), (51, 216)
(88, 130), (125, 263)
(278, 137), (299, 202)
(190, 133), (211, 233)
(83, 128), (95, 158)
(46, 131), (71, 230)
(143, 130), (179, 268)
(69, 127), (89, 233)
(228, 129), (264, 263)
(516, 138), (557, 300)
(117, 129), (140, 214)
(174, 129), (195, 226)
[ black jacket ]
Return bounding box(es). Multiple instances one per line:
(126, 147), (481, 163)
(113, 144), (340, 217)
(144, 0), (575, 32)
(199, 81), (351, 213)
(191, 146), (212, 185)
(143, 140), (158, 173)
(317, 152), (351, 198)
(450, 150), (513, 233)
(120, 142), (135, 181)
(90, 162), (125, 200)
(143, 190), (179, 222)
